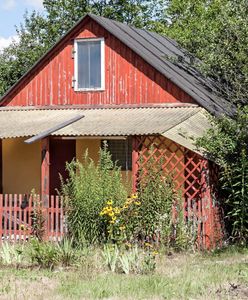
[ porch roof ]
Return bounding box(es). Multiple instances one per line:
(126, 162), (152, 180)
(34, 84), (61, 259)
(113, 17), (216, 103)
(0, 105), (210, 153)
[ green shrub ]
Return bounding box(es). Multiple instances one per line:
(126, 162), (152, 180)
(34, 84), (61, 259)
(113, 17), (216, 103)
(31, 193), (46, 241)
(57, 237), (78, 267)
(29, 239), (58, 269)
(196, 106), (248, 243)
(137, 154), (176, 246)
(102, 244), (157, 274)
(99, 148), (196, 250)
(60, 145), (128, 246)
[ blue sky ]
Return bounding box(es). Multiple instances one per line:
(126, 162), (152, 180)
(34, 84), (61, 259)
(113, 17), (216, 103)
(0, 0), (44, 50)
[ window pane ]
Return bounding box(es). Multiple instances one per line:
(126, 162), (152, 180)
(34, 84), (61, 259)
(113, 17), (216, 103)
(77, 40), (102, 89)
(90, 42), (101, 88)
(78, 42), (89, 88)
(105, 139), (132, 171)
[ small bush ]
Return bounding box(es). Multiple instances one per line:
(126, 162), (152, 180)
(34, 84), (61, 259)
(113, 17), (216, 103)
(60, 145), (128, 246)
(102, 244), (157, 275)
(29, 239), (58, 269)
(57, 237), (78, 267)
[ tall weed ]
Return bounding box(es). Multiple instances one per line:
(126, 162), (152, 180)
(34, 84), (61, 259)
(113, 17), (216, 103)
(60, 145), (128, 246)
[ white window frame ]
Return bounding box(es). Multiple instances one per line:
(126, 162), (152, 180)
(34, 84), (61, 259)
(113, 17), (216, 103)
(74, 38), (105, 91)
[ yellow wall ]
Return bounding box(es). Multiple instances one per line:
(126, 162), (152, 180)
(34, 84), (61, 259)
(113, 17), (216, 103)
(2, 138), (132, 195)
(76, 139), (101, 163)
(2, 138), (41, 194)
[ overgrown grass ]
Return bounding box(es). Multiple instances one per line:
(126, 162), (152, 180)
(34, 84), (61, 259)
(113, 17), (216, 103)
(0, 247), (247, 299)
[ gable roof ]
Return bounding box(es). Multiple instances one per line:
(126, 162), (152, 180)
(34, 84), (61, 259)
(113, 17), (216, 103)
(0, 14), (234, 116)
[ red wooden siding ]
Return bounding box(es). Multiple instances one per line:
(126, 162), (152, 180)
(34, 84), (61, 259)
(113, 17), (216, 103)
(2, 19), (195, 107)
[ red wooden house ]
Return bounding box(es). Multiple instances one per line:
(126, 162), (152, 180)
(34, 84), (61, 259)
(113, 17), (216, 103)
(0, 14), (231, 246)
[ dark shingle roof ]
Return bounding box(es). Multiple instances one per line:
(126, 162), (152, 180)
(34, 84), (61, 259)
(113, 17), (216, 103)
(0, 14), (234, 115)
(89, 14), (233, 116)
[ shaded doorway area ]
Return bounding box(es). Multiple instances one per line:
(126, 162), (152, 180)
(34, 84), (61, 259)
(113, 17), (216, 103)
(49, 139), (76, 195)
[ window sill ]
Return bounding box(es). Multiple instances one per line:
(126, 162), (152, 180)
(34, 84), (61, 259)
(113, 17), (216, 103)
(74, 88), (105, 92)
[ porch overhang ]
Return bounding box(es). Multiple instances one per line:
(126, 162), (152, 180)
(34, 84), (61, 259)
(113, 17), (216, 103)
(0, 105), (210, 154)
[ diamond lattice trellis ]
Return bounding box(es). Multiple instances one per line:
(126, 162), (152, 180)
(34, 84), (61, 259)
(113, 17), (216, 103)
(132, 135), (223, 249)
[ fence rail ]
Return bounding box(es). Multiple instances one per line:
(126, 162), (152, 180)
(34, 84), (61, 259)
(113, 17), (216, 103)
(0, 194), (65, 242)
(0, 193), (222, 249)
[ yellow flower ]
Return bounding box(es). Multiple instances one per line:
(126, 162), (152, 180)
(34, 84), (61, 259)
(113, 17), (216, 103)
(145, 242), (152, 248)
(109, 220), (115, 224)
(134, 201), (141, 206)
(114, 208), (120, 215)
(112, 216), (117, 221)
(126, 198), (132, 204)
(123, 205), (129, 209)
(109, 212), (114, 217)
(131, 193), (138, 199)
(107, 200), (113, 205)
(107, 206), (112, 212)
(119, 226), (126, 231)
(152, 251), (159, 256)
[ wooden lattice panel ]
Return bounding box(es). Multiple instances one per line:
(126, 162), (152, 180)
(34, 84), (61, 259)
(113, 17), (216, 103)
(132, 135), (223, 249)
(133, 135), (202, 201)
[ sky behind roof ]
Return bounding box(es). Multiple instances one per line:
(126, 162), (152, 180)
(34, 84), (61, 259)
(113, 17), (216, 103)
(0, 0), (44, 50)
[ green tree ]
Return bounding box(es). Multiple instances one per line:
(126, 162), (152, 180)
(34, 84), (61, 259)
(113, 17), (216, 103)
(0, 0), (166, 97)
(162, 0), (248, 243)
(196, 107), (248, 243)
(163, 0), (248, 103)
(0, 11), (49, 96)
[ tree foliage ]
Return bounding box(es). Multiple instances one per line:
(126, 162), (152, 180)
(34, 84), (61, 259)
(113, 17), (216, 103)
(196, 107), (248, 242)
(163, 0), (248, 103)
(0, 11), (50, 96)
(0, 0), (166, 97)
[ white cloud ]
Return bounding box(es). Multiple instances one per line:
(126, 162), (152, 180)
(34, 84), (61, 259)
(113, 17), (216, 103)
(1, 0), (16, 10)
(24, 0), (43, 9)
(0, 35), (19, 52)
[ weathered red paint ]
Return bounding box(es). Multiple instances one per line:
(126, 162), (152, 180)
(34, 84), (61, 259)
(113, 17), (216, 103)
(2, 18), (195, 107)
(0, 194), (65, 242)
(41, 137), (50, 207)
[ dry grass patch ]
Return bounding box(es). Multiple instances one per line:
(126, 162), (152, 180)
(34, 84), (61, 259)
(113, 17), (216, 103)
(0, 247), (247, 300)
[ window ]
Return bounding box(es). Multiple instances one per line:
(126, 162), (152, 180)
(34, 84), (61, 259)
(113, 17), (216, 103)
(103, 139), (132, 171)
(74, 38), (104, 91)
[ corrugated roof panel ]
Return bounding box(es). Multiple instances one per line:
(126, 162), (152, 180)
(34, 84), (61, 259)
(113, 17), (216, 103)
(162, 109), (210, 154)
(0, 106), (210, 154)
